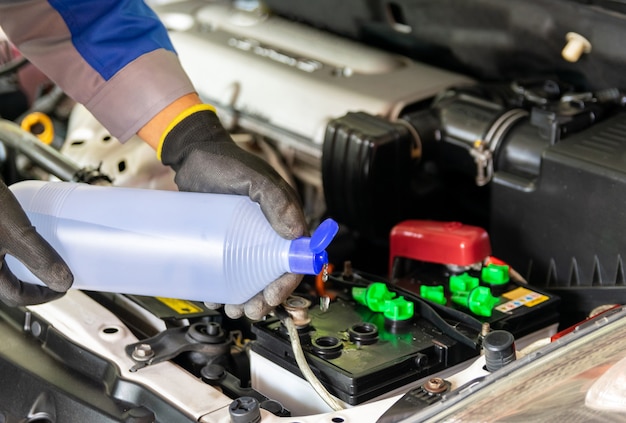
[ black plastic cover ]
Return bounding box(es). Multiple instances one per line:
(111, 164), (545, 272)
(322, 111), (415, 239)
(490, 112), (626, 324)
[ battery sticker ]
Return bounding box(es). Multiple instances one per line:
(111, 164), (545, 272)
(496, 287), (549, 312)
(156, 297), (204, 314)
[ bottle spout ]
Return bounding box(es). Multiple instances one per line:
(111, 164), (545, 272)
(288, 218), (339, 275)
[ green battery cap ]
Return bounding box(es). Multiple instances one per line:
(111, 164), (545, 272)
(353, 283), (415, 320)
(352, 282), (395, 312)
(449, 273), (480, 293)
(451, 286), (498, 317)
(420, 285), (447, 305)
(383, 296), (414, 321)
(481, 263), (510, 285)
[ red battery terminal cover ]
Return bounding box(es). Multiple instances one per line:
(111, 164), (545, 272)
(389, 220), (492, 273)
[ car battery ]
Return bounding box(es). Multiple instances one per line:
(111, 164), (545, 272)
(389, 220), (561, 340)
(250, 288), (480, 415)
(252, 220), (559, 415)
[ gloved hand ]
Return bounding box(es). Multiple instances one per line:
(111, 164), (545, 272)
(0, 180), (73, 306)
(159, 105), (308, 320)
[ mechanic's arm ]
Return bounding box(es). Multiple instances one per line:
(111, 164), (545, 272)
(0, 0), (308, 319)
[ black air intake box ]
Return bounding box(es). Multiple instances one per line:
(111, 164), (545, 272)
(490, 112), (626, 322)
(322, 112), (416, 239)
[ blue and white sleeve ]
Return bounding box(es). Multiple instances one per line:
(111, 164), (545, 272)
(0, 0), (196, 142)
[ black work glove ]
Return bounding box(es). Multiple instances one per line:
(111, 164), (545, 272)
(0, 180), (73, 306)
(160, 106), (308, 320)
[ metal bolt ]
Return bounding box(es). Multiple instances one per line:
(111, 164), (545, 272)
(205, 322), (220, 336)
(132, 344), (155, 361)
(229, 396), (261, 423)
(320, 295), (331, 312)
(283, 295), (312, 327)
(481, 322), (491, 337)
(424, 377), (449, 394)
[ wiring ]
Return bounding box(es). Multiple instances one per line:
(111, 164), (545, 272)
(283, 315), (345, 411)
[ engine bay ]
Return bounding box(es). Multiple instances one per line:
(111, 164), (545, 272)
(2, 0), (626, 421)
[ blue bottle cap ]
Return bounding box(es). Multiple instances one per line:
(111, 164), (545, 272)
(288, 218), (339, 274)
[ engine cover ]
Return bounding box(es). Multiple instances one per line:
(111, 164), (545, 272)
(152, 0), (472, 156)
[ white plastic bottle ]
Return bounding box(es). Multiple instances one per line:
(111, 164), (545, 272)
(6, 180), (338, 304)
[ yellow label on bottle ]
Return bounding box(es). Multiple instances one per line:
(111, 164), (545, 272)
(156, 297), (204, 314)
